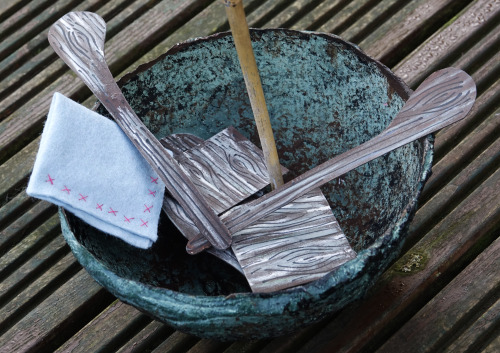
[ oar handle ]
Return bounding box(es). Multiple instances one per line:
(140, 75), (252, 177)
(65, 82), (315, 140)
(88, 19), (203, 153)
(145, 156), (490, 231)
(187, 68), (476, 252)
(49, 12), (232, 250)
(224, 0), (284, 190)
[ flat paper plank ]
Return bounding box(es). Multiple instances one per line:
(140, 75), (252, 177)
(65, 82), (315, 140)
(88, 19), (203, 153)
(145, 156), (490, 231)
(232, 188), (356, 292)
(175, 127), (282, 214)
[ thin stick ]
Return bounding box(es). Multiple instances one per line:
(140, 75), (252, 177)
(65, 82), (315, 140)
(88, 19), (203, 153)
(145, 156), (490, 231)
(224, 0), (284, 189)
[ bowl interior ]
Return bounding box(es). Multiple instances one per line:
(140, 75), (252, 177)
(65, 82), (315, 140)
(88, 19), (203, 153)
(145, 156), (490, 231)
(70, 30), (427, 296)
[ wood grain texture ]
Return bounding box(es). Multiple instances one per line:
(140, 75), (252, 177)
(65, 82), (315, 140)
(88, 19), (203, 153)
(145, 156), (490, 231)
(162, 127), (287, 273)
(48, 11), (232, 250)
(232, 188), (356, 292)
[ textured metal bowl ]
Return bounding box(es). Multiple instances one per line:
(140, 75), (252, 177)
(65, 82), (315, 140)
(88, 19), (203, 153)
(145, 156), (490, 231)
(60, 29), (433, 340)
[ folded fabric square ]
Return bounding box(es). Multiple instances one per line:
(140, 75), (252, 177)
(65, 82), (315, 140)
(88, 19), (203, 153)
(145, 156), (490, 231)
(27, 93), (166, 249)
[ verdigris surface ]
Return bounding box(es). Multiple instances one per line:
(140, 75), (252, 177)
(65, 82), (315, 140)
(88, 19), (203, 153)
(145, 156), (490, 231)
(61, 29), (433, 340)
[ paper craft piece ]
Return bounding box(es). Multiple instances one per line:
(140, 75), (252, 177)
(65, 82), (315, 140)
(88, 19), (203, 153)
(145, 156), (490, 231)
(27, 93), (166, 248)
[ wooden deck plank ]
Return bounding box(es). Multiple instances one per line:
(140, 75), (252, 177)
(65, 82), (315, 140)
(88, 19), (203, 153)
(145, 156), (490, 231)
(293, 163), (500, 353)
(245, 0), (290, 28)
(442, 297), (500, 353)
(0, 0), (135, 108)
(0, 0), (498, 351)
(0, 253), (77, 336)
(377, 237), (500, 353)
(151, 331), (199, 353)
(339, 0), (408, 45)
(432, 51), (500, 160)
(0, 0), (212, 160)
(115, 321), (173, 353)
(185, 339), (231, 353)
(0, 213), (60, 276)
(0, 137), (38, 197)
(291, 0), (350, 31)
(0, 200), (56, 256)
(0, 269), (113, 353)
(0, 0), (52, 40)
(316, 0), (375, 35)
(264, 0), (322, 29)
(221, 340), (270, 353)
(451, 19), (500, 74)
(0, 191), (37, 230)
(361, 0), (469, 67)
(0, 0), (32, 21)
(0, 232), (67, 306)
(394, 0), (500, 87)
(55, 301), (151, 352)
(482, 333), (500, 353)
(0, 0), (167, 118)
(115, 0), (265, 79)
(0, 0), (101, 63)
(406, 80), (500, 244)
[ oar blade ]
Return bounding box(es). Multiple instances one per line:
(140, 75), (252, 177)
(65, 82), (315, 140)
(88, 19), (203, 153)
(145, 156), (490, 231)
(388, 67), (476, 131)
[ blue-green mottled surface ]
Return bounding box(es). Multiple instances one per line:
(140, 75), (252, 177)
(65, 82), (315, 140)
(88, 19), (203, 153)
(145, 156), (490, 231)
(61, 29), (433, 340)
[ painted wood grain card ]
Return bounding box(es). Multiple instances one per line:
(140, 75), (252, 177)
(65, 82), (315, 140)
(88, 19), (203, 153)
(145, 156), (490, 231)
(231, 188), (356, 292)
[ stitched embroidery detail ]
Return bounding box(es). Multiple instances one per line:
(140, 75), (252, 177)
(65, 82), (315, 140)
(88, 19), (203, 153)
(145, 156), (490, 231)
(61, 186), (71, 194)
(108, 207), (118, 216)
(150, 176), (159, 184)
(140, 219), (149, 227)
(148, 189), (157, 197)
(46, 174), (55, 185)
(124, 216), (134, 223)
(78, 194), (88, 202)
(144, 204), (153, 213)
(96, 203), (103, 210)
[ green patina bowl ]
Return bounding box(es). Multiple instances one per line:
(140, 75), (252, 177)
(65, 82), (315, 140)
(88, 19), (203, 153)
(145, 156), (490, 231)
(60, 29), (433, 340)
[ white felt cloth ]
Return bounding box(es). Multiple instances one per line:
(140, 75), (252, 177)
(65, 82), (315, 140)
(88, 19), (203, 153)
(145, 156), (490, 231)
(27, 93), (166, 249)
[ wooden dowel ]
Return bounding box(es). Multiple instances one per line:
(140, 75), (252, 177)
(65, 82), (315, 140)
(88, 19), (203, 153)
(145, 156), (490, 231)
(224, 0), (284, 189)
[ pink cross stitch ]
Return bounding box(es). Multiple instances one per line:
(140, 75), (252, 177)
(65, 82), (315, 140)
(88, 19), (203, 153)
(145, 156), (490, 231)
(61, 186), (71, 194)
(140, 219), (149, 227)
(108, 207), (118, 216)
(124, 216), (134, 223)
(46, 174), (55, 185)
(150, 176), (159, 184)
(144, 204), (153, 213)
(96, 203), (103, 211)
(78, 194), (88, 202)
(148, 189), (157, 197)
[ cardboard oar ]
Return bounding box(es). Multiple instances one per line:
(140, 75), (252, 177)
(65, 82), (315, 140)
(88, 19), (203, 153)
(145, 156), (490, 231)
(186, 67), (476, 292)
(48, 12), (232, 250)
